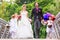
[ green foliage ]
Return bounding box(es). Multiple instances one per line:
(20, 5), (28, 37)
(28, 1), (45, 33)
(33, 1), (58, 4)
(15, 0), (35, 5)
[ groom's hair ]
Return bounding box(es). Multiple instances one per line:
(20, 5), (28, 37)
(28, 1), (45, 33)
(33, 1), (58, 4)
(34, 2), (39, 6)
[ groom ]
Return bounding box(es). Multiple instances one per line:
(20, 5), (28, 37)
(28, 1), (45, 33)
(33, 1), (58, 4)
(30, 2), (43, 38)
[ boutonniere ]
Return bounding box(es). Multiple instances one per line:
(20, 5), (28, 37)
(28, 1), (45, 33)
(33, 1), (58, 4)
(39, 10), (41, 12)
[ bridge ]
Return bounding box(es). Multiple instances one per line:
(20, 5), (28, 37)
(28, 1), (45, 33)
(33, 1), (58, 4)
(0, 18), (10, 39)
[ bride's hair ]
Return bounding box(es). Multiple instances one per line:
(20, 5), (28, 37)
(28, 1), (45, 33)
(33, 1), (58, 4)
(22, 4), (26, 10)
(20, 4), (27, 13)
(22, 4), (26, 7)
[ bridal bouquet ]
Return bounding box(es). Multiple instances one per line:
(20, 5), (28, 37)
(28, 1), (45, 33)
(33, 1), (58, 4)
(18, 15), (21, 20)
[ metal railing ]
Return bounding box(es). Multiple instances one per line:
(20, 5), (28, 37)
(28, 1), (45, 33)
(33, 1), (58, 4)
(0, 18), (10, 38)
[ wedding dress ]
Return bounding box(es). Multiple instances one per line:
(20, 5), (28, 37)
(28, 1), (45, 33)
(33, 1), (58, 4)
(17, 11), (33, 38)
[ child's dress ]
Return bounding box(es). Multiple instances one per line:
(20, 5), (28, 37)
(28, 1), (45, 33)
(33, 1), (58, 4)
(9, 18), (18, 38)
(46, 20), (56, 38)
(46, 20), (53, 33)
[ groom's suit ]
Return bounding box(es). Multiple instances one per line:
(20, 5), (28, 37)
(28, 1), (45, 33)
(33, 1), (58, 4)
(30, 8), (43, 38)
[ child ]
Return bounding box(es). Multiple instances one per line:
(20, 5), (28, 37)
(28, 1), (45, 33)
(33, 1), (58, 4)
(46, 16), (53, 38)
(41, 16), (54, 38)
(9, 13), (18, 38)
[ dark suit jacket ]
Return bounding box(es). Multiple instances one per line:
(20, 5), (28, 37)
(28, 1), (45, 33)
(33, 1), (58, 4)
(30, 8), (43, 21)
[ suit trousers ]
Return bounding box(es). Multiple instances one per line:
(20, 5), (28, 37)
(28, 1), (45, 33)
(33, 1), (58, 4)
(34, 18), (41, 38)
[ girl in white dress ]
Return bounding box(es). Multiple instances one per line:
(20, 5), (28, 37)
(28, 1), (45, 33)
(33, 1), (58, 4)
(45, 16), (54, 38)
(9, 13), (18, 38)
(17, 4), (33, 39)
(41, 16), (54, 38)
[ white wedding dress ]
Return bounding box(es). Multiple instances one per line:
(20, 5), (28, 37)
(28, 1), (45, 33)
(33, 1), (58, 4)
(17, 11), (33, 38)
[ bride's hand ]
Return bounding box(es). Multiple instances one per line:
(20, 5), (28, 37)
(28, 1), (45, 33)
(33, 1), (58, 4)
(29, 19), (32, 23)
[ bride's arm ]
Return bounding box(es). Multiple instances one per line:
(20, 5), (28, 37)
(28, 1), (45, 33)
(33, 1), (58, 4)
(26, 11), (29, 18)
(26, 11), (30, 20)
(26, 11), (32, 22)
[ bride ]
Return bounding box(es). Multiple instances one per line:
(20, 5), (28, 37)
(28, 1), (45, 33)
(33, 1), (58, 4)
(17, 4), (33, 39)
